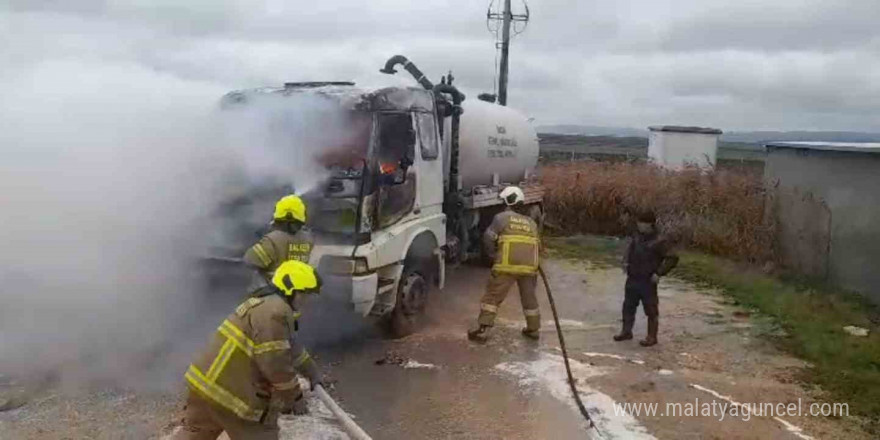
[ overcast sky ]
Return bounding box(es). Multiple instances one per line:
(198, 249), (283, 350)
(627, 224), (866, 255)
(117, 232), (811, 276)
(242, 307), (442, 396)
(3, 0), (879, 131)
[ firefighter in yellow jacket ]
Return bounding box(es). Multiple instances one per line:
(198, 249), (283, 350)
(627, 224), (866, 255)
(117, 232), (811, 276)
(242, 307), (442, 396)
(244, 195), (314, 289)
(172, 261), (324, 440)
(468, 186), (542, 343)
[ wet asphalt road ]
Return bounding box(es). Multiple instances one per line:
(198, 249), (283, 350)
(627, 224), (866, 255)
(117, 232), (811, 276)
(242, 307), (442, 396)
(311, 263), (594, 440)
(298, 255), (836, 440)
(3, 253), (850, 440)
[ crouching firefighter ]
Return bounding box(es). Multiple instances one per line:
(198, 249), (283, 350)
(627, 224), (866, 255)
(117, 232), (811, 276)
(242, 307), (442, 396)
(614, 210), (679, 347)
(244, 195), (314, 285)
(172, 260), (324, 440)
(468, 186), (542, 343)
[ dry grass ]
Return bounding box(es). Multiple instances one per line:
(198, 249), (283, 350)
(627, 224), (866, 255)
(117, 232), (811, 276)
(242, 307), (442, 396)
(541, 162), (775, 262)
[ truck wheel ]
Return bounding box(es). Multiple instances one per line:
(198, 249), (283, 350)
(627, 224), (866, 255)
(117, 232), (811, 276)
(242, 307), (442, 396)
(388, 268), (429, 338)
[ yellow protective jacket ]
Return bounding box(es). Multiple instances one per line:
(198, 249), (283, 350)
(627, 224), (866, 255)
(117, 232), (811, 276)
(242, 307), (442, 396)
(483, 209), (541, 275)
(244, 228), (314, 273)
(184, 295), (315, 422)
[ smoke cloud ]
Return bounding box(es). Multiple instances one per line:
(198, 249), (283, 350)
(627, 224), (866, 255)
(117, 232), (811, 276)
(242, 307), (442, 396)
(0, 55), (360, 390)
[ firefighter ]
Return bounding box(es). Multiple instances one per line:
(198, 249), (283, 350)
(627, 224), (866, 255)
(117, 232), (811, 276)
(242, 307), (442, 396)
(614, 210), (679, 347)
(468, 186), (542, 343)
(172, 260), (324, 440)
(244, 195), (314, 292)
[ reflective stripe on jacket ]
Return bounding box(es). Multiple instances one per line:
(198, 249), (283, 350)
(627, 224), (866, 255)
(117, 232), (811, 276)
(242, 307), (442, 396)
(244, 228), (314, 272)
(484, 210), (540, 275)
(184, 295), (312, 421)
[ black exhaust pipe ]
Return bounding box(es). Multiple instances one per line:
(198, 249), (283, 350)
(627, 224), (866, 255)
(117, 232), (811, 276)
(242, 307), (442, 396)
(380, 55), (434, 90)
(434, 78), (468, 263)
(433, 81), (464, 195)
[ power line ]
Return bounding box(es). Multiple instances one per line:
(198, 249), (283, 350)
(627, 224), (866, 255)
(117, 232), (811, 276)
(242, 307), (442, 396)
(486, 0), (529, 106)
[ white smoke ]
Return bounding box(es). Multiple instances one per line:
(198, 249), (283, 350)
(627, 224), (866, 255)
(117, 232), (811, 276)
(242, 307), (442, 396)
(0, 57), (353, 389)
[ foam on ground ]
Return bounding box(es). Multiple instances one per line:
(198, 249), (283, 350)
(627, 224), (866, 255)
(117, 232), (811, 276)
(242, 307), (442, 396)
(494, 353), (656, 440)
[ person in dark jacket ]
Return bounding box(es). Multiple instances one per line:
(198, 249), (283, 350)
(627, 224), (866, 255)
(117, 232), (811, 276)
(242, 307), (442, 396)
(613, 210), (678, 347)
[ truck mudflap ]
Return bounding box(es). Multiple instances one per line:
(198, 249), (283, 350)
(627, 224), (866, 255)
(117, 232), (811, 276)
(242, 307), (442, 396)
(351, 273), (379, 317)
(435, 247), (446, 290)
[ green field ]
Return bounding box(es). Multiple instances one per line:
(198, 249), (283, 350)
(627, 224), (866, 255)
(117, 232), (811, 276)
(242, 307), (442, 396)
(546, 235), (880, 431)
(538, 134), (766, 171)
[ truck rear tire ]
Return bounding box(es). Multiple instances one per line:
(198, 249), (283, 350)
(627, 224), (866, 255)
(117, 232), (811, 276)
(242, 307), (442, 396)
(388, 268), (429, 338)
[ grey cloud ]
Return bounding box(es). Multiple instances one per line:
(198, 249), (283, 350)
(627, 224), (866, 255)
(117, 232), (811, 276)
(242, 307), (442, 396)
(3, 0), (880, 132)
(656, 0), (880, 53)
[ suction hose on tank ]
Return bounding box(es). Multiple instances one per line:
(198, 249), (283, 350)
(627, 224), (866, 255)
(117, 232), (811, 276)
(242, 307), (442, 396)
(313, 384), (373, 440)
(538, 265), (605, 439)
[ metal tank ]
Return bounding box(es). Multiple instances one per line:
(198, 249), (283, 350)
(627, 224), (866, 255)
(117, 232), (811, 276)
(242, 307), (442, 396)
(448, 99), (539, 189)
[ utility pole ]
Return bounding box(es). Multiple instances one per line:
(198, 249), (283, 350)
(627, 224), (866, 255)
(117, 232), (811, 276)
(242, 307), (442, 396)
(497, 0), (512, 106)
(487, 0), (529, 106)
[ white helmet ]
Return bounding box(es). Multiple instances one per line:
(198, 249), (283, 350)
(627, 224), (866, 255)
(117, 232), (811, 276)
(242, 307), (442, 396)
(499, 186), (525, 206)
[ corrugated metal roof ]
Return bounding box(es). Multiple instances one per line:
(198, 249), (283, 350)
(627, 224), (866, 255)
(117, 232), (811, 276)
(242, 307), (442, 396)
(765, 141), (880, 155)
(648, 125), (723, 135)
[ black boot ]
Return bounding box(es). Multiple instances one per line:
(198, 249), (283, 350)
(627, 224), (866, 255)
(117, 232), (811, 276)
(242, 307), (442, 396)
(640, 316), (658, 347)
(468, 325), (491, 343)
(613, 315), (634, 341)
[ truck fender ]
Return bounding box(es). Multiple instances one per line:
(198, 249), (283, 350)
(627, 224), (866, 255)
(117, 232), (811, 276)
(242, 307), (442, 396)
(400, 229), (441, 287)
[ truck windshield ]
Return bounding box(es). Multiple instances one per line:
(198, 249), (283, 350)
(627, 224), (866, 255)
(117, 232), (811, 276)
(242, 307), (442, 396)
(307, 111), (419, 236)
(306, 111), (373, 237)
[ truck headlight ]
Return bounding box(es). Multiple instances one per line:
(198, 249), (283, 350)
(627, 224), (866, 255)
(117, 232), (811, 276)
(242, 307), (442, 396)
(352, 257), (369, 275)
(321, 256), (370, 275)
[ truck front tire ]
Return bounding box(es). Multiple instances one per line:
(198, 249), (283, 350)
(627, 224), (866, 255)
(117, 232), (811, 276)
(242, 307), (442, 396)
(388, 268), (429, 338)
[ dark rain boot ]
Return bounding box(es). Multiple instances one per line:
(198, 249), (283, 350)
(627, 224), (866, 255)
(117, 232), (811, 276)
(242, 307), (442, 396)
(468, 325), (491, 343)
(613, 315), (635, 341)
(640, 316), (658, 347)
(521, 327), (540, 340)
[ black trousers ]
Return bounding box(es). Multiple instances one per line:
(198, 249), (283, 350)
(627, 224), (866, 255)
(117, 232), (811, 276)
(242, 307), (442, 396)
(623, 277), (659, 318)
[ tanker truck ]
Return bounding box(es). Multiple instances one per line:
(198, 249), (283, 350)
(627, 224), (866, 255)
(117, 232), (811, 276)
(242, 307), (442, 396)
(213, 56), (543, 335)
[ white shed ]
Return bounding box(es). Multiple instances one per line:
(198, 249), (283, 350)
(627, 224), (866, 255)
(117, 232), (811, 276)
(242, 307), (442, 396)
(647, 125), (722, 169)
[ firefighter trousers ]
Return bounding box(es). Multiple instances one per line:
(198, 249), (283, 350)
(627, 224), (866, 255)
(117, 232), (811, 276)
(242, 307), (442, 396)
(478, 271), (540, 331)
(171, 391), (279, 440)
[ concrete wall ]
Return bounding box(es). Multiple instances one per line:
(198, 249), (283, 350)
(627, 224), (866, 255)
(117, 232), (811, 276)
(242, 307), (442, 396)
(765, 147), (880, 303)
(648, 131), (719, 169)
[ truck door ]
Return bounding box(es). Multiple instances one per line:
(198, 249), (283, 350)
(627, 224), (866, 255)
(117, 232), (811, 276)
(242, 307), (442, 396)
(375, 112), (417, 228)
(414, 111), (443, 214)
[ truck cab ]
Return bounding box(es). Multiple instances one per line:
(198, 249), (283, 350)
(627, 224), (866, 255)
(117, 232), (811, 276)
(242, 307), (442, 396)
(214, 65), (542, 336)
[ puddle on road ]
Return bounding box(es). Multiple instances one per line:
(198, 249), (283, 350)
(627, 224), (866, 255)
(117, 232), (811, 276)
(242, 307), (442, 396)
(581, 351), (645, 365)
(494, 352), (657, 440)
(401, 360), (440, 370)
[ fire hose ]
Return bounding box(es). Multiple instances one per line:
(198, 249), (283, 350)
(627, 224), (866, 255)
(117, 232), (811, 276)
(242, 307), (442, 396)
(305, 267), (599, 440)
(313, 384), (373, 440)
(538, 265), (605, 439)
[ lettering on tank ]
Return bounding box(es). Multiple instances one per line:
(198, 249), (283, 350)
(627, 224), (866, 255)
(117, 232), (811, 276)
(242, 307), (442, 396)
(487, 125), (518, 158)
